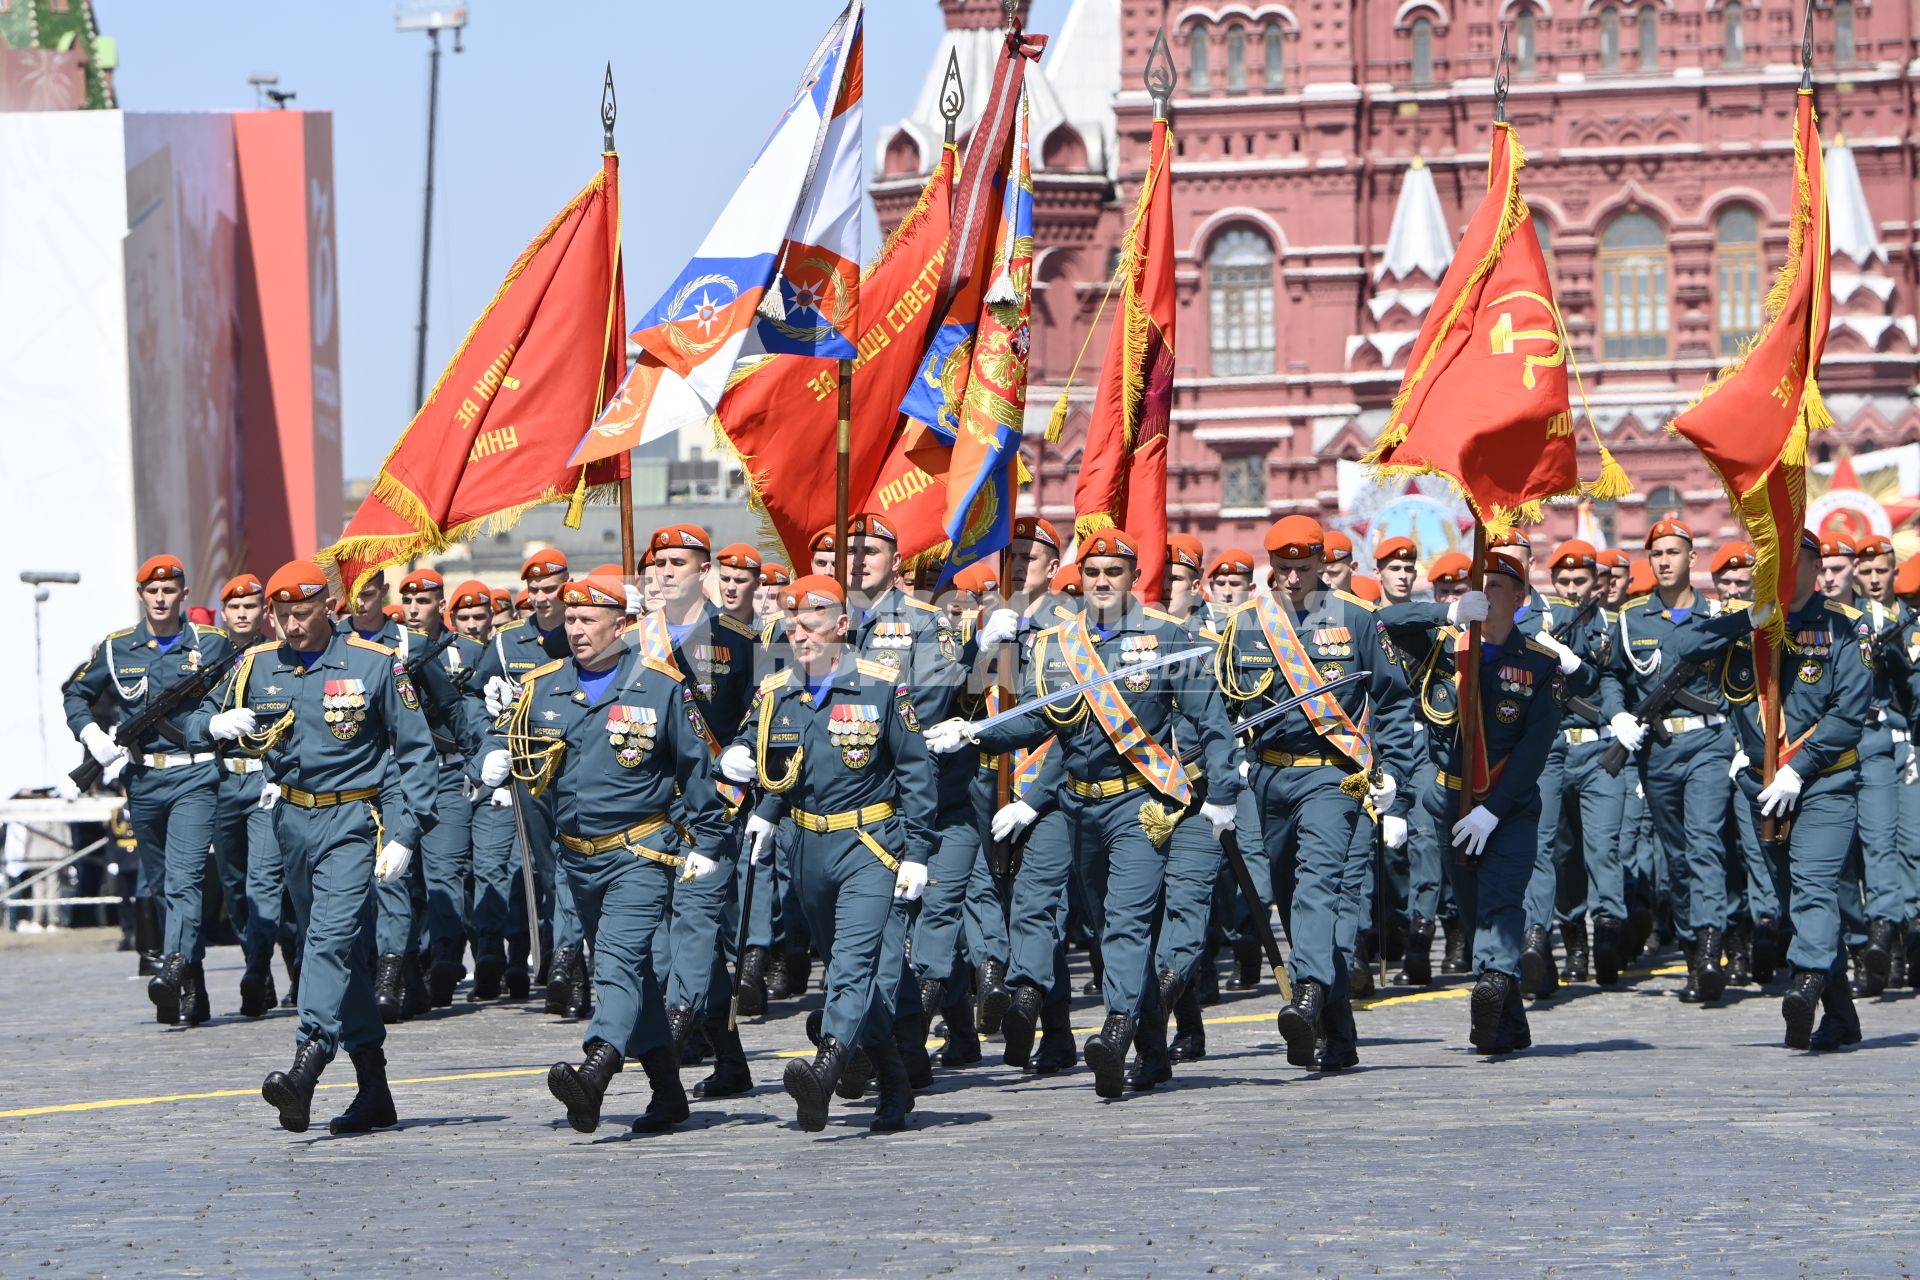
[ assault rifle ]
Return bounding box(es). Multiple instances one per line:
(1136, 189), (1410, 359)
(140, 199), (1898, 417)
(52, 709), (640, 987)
(69, 645), (244, 792)
(401, 626), (462, 685)
(1599, 660), (1704, 777)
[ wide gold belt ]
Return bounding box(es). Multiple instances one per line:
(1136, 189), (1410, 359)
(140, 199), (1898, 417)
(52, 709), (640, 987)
(1746, 748), (1860, 780)
(281, 786), (379, 809)
(788, 803), (899, 872)
(1258, 750), (1341, 768)
(1065, 773), (1150, 799)
(558, 813), (682, 867)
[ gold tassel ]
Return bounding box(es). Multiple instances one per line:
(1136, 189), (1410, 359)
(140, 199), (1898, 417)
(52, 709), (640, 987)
(1046, 389), (1070, 443)
(1589, 446), (1632, 500)
(1138, 800), (1177, 848)
(1337, 773), (1369, 801)
(1783, 420), (1809, 467)
(1803, 375), (1834, 433)
(1074, 512), (1116, 541)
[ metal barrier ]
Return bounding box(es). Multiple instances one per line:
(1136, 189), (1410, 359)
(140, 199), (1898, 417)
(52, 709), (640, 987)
(2, 796), (124, 922)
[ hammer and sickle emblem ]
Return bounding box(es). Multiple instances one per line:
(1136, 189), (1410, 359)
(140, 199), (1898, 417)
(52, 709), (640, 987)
(1487, 290), (1565, 390)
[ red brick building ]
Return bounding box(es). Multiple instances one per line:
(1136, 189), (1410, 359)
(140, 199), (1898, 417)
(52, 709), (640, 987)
(876, 0), (1919, 567)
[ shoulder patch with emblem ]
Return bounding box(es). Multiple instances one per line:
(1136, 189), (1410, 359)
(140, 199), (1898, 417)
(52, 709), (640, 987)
(391, 658), (421, 711)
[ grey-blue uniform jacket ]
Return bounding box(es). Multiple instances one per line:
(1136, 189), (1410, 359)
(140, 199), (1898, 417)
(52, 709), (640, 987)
(63, 620), (235, 770)
(1603, 591), (1732, 739)
(397, 626), (487, 757)
(1429, 629), (1565, 820)
(190, 633), (439, 849)
(1539, 595), (1623, 732)
(853, 586), (968, 817)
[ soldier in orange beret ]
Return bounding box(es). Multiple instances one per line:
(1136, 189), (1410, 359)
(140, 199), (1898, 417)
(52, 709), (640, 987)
(714, 543), (763, 629)
(448, 580), (496, 642)
(1320, 529), (1355, 594)
(1373, 537), (1419, 606)
(1165, 534), (1206, 624)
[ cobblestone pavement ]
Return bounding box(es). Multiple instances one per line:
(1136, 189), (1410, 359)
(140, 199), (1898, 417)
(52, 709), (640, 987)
(3, 931), (1917, 1278)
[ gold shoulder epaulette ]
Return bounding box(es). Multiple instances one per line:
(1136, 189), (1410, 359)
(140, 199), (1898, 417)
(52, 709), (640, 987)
(525, 657), (566, 681)
(1721, 597), (1754, 613)
(856, 658), (897, 681)
(718, 614), (757, 638)
(346, 634), (395, 656)
(1142, 606), (1182, 625)
(902, 596), (940, 614)
(1199, 628), (1224, 644)
(759, 669), (794, 692)
(1546, 595), (1573, 609)
(1333, 588), (1378, 613)
(1624, 593), (1653, 609)
(1050, 604), (1077, 622)
(1523, 636), (1557, 658)
(245, 639), (278, 656)
(759, 617), (780, 645)
(495, 618), (527, 636)
(107, 625), (136, 641)
(1601, 607), (1620, 622)
(1827, 599), (1863, 620)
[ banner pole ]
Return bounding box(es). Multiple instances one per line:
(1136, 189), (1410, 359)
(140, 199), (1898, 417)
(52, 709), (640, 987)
(835, 358), (852, 591)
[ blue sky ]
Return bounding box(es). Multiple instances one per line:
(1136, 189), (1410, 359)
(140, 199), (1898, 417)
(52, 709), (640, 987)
(109, 0), (1072, 478)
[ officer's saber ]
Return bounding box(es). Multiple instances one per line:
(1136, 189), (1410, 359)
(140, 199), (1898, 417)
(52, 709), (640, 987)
(507, 780), (544, 966)
(955, 645), (1215, 738)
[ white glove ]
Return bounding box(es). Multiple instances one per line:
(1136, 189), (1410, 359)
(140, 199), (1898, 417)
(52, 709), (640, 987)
(479, 748), (512, 788)
(893, 861), (929, 902)
(1729, 749), (1749, 781)
(1535, 630), (1583, 676)
(374, 841), (413, 883)
(1368, 771), (1398, 813)
(1904, 754), (1919, 786)
(978, 608), (1022, 647)
(53, 775), (80, 801)
(1238, 759), (1250, 782)
(924, 719), (976, 755)
(680, 851), (718, 882)
(489, 787), (514, 808)
(1450, 805), (1498, 860)
(1758, 764), (1803, 817)
(1382, 814), (1409, 849)
(257, 782), (280, 812)
(101, 756), (128, 787)
(462, 776), (481, 804)
(744, 814), (775, 863)
(1199, 800), (1237, 839)
(990, 800), (1038, 843)
(1610, 713), (1647, 753)
(1748, 601), (1776, 630)
(208, 707), (258, 742)
(719, 742), (757, 785)
(1449, 590), (1490, 625)
(483, 675), (519, 719)
(79, 723), (123, 766)
(625, 583), (645, 617)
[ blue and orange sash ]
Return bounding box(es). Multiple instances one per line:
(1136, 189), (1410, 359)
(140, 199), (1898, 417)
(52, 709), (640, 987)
(632, 612), (746, 808)
(1249, 595), (1374, 775)
(1055, 614), (1190, 803)
(984, 684), (1052, 796)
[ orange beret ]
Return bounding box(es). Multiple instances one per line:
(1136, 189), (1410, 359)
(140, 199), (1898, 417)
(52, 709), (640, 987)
(1628, 559), (1656, 595)
(1373, 536), (1417, 564)
(186, 607), (215, 626)
(1322, 529), (1354, 563)
(490, 587), (513, 610)
(1485, 552), (1526, 584)
(398, 568), (444, 594)
(716, 543), (762, 571)
(514, 589), (531, 609)
(761, 562), (792, 586)
(952, 561), (999, 594)
(264, 560), (328, 603)
(780, 574), (848, 613)
(220, 573), (264, 603)
(1264, 516), (1324, 559)
(1350, 574), (1381, 602)
(1597, 548), (1630, 570)
(382, 604), (404, 620)
(846, 512), (898, 543)
(649, 524), (711, 556)
(1709, 542), (1756, 575)
(1488, 528), (1532, 550)
(588, 563), (625, 579)
(1855, 534), (1895, 559)
(1167, 534), (1205, 570)
(1013, 516), (1061, 550)
(521, 549), (570, 581)
(1896, 557), (1920, 596)
(1207, 549), (1256, 579)
(560, 574), (626, 608)
(1645, 518), (1693, 548)
(137, 555), (185, 585)
(1549, 540), (1598, 572)
(449, 580), (492, 610)
(1050, 564), (1083, 596)
(1080, 528), (1140, 561)
(809, 528), (836, 554)
(1427, 551), (1471, 584)
(1819, 534), (1856, 559)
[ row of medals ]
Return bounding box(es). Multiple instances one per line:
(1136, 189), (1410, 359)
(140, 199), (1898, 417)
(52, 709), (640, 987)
(610, 718), (657, 768)
(830, 713), (879, 767)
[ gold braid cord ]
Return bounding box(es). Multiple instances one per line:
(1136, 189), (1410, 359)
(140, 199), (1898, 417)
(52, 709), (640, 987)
(754, 693), (803, 794)
(1033, 635), (1088, 728)
(504, 687), (565, 798)
(1214, 614), (1275, 702)
(226, 649), (295, 758)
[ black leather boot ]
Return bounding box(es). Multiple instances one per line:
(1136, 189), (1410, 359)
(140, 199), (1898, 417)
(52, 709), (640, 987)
(1563, 918), (1590, 983)
(328, 1047), (399, 1135)
(666, 1004), (698, 1059)
(374, 954), (406, 1024)
(1890, 930), (1907, 990)
(1230, 936), (1263, 991)
(1169, 980), (1207, 1062)
(1469, 969), (1514, 1054)
(1496, 978), (1533, 1054)
(504, 934), (531, 1000)
(148, 953), (186, 1025)
(976, 958), (1011, 1035)
(548, 1037), (624, 1133)
(1694, 924), (1727, 1003)
(1194, 945), (1219, 1006)
(1591, 914), (1623, 987)
(735, 945), (769, 1017)
(681, 1020), (711, 1067)
(783, 1035), (847, 1132)
(896, 1010), (934, 1089)
(544, 945), (576, 1015)
(1781, 969), (1825, 1049)
(134, 898), (164, 977)
(630, 1046), (690, 1133)
(1349, 943), (1375, 1000)
(1397, 915), (1434, 987)
(470, 937), (505, 1002)
(1861, 918), (1895, 997)
(1849, 946), (1871, 998)
(1276, 979), (1326, 1068)
(765, 945), (792, 1001)
(262, 1039), (329, 1133)
(1811, 972), (1863, 1051)
(1000, 982), (1044, 1069)
(1752, 915), (1782, 984)
(866, 1037), (915, 1132)
(935, 988), (982, 1067)
(1520, 924), (1559, 999)
(1034, 999), (1078, 1073)
(1084, 937), (1104, 996)
(1128, 970), (1181, 1090)
(181, 962), (211, 1026)
(695, 1018), (754, 1098)
(238, 966), (277, 1019)
(1317, 993), (1359, 1071)
(1083, 1012), (1136, 1099)
(1625, 905), (1654, 961)
(282, 946), (301, 1007)
(1441, 917), (1468, 974)
(428, 940), (464, 1007)
(783, 943), (813, 997)
(404, 953), (432, 1017)
(836, 1042), (872, 1100)
(1904, 919), (1920, 990)
(565, 948), (593, 1020)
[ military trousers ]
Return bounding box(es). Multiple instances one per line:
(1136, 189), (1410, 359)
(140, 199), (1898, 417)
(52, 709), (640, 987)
(1253, 762), (1362, 996)
(1003, 806), (1075, 997)
(1155, 804), (1224, 982)
(210, 766), (258, 944)
(1429, 782), (1538, 980)
(1637, 727), (1734, 941)
(910, 809), (986, 989)
(565, 845), (674, 1058)
(1738, 770), (1856, 978)
(1060, 788), (1182, 1023)
(664, 813), (742, 1017)
(1851, 726), (1902, 927)
(1334, 811), (1383, 965)
(1405, 748), (1457, 926)
(274, 800), (383, 1060)
(472, 788), (582, 961)
(959, 837), (1011, 974)
(1897, 738), (1920, 920)
(1727, 781), (1783, 921)
(789, 822), (912, 1049)
(1530, 738), (1628, 926)
(127, 764), (220, 962)
(229, 773), (294, 982)
(1213, 784), (1271, 948)
(375, 760), (472, 962)
(738, 821), (778, 951)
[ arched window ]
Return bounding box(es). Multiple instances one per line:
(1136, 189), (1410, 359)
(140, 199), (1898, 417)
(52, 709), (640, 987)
(1715, 205), (1765, 354)
(1208, 229), (1276, 376)
(1638, 7), (1659, 69)
(1188, 25), (1211, 94)
(1411, 16), (1434, 85)
(1264, 23), (1286, 90)
(1517, 8), (1538, 77)
(1724, 2), (1745, 66)
(1226, 25), (1247, 91)
(1835, 0), (1855, 63)
(1599, 212), (1670, 359)
(1531, 206), (1556, 284)
(1647, 485), (1684, 521)
(1600, 8), (1621, 71)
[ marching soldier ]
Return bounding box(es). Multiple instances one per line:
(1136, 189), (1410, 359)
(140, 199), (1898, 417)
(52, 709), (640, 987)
(449, 579), (497, 643)
(754, 562), (791, 633)
(1708, 542), (1780, 984)
(1667, 531), (1869, 1049)
(718, 575), (938, 1132)
(64, 555), (234, 1026)
(1855, 535), (1919, 988)
(929, 529), (1241, 1099)
(1165, 535), (1205, 622)
(196, 561), (437, 1133)
(714, 543), (763, 629)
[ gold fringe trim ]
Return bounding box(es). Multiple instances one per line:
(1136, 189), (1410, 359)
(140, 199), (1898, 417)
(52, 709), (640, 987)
(1074, 512), (1116, 543)
(866, 145), (954, 279)
(1138, 800), (1177, 848)
(1110, 131), (1173, 457)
